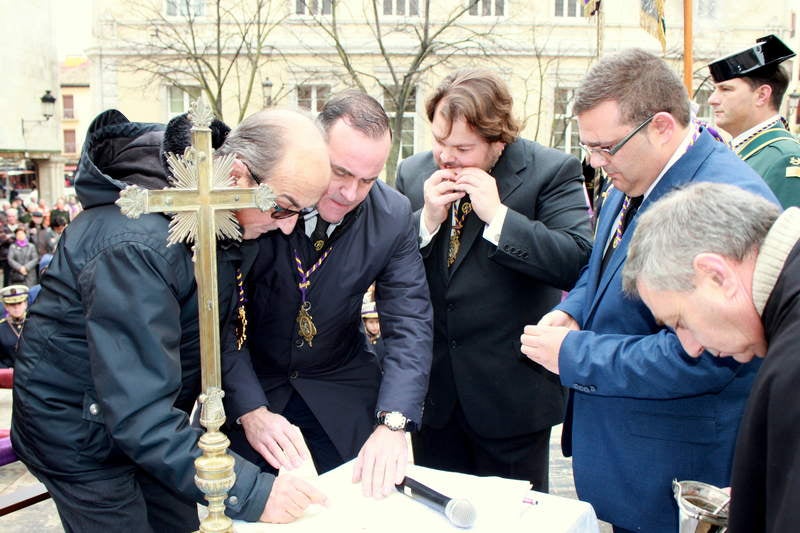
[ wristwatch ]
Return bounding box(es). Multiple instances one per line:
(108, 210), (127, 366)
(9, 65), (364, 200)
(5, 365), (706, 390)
(377, 411), (414, 432)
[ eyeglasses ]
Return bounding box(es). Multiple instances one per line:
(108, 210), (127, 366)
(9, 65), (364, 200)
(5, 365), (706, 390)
(580, 114), (655, 159)
(240, 159), (302, 220)
(240, 159), (264, 185)
(270, 204), (304, 220)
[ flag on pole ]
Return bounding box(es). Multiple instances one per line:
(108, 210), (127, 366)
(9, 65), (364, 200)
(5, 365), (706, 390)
(640, 0), (666, 51)
(583, 0), (601, 17)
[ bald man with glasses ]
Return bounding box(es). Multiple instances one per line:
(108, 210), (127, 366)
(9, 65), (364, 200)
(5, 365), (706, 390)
(10, 108), (333, 532)
(520, 49), (778, 533)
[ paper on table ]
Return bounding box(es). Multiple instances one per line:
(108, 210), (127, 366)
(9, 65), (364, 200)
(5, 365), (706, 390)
(234, 459), (531, 532)
(280, 448), (319, 481)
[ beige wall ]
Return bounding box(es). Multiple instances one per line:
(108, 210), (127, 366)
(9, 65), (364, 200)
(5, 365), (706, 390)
(0, 0), (63, 204)
(1, 0), (60, 153)
(85, 0), (795, 157)
(63, 84), (93, 156)
(60, 75), (93, 202)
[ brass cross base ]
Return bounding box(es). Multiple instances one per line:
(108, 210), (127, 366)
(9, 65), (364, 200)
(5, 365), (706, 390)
(194, 387), (236, 533)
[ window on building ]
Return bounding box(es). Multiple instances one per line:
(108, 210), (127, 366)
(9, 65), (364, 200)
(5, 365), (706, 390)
(693, 86), (714, 123)
(296, 84), (331, 114)
(64, 129), (77, 154)
(551, 87), (580, 159)
(384, 86), (416, 161)
(384, 0), (419, 16)
(296, 0), (332, 15)
(63, 95), (75, 119)
(165, 0), (205, 17)
(697, 0), (717, 18)
(554, 0), (580, 17)
(167, 86), (202, 118)
(468, 0), (504, 17)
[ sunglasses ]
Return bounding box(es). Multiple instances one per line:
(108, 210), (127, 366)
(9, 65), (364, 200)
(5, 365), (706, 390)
(240, 160), (302, 220)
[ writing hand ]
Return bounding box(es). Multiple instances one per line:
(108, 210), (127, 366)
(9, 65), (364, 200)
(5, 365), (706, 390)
(259, 472), (328, 523)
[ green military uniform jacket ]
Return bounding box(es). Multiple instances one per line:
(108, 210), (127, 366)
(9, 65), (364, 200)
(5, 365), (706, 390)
(737, 121), (800, 207)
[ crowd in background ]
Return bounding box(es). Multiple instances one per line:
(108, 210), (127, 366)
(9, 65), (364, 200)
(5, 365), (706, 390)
(0, 194), (79, 290)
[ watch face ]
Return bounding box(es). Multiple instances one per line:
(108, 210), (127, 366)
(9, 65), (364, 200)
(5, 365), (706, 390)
(384, 411), (407, 431)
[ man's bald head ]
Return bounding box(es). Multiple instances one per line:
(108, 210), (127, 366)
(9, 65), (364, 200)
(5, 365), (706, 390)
(218, 109), (330, 208)
(219, 109), (331, 238)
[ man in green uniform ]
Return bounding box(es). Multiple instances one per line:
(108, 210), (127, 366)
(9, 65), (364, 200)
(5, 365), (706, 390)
(0, 284), (27, 368)
(708, 34), (800, 207)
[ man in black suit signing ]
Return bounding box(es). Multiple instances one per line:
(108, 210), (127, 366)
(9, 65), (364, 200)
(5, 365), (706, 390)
(395, 68), (592, 490)
(226, 91), (433, 499)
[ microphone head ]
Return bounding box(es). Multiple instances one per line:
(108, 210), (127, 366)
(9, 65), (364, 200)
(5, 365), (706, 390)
(445, 498), (477, 528)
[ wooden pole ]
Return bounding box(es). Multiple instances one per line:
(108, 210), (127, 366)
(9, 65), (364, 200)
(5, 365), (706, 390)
(684, 0), (693, 93)
(597, 4), (603, 59)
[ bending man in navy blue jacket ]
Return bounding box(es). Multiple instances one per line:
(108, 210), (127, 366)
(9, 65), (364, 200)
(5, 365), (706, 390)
(521, 49), (780, 532)
(225, 91), (433, 498)
(12, 109), (331, 532)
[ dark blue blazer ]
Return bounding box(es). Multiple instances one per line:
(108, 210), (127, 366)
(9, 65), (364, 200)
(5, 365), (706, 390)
(225, 181), (432, 461)
(556, 129), (779, 532)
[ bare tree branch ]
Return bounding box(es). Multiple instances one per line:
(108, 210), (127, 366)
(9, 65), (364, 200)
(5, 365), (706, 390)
(294, 0), (505, 184)
(108, 0), (284, 122)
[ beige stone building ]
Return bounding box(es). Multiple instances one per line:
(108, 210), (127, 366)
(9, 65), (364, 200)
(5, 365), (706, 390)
(59, 58), (93, 195)
(85, 1), (797, 171)
(0, 0), (63, 205)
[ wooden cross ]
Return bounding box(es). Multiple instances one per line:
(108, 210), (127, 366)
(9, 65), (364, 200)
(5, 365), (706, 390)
(116, 98), (276, 533)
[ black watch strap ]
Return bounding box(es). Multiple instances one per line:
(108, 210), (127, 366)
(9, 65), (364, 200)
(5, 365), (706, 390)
(377, 411), (415, 431)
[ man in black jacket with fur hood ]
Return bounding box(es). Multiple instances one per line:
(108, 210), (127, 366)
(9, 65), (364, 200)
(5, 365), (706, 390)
(11, 108), (330, 532)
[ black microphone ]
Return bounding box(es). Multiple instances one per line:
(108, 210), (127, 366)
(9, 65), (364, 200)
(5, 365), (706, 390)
(395, 476), (477, 528)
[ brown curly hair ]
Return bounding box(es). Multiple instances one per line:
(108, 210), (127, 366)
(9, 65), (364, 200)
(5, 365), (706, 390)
(425, 68), (520, 144)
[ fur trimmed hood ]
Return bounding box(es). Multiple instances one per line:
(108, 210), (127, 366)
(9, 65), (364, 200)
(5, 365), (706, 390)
(74, 109), (230, 209)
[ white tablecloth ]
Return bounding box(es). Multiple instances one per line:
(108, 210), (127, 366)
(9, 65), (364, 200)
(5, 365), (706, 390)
(233, 460), (599, 532)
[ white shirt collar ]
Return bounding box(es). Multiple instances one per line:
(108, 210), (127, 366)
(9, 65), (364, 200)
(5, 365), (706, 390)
(731, 114), (782, 149)
(304, 209), (338, 238)
(642, 126), (695, 199)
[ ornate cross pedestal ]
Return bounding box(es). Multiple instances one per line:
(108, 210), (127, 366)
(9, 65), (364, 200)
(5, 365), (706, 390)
(117, 99), (276, 533)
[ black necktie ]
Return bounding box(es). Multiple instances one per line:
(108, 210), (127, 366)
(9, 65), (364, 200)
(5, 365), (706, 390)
(310, 217), (330, 253)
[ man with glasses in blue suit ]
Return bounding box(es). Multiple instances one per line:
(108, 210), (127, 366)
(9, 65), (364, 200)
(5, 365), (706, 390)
(520, 48), (779, 532)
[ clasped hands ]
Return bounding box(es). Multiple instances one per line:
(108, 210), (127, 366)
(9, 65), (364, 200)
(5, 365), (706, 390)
(421, 167), (501, 234)
(240, 406), (409, 523)
(520, 310), (580, 375)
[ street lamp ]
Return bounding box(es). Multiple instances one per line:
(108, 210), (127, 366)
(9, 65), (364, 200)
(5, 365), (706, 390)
(21, 90), (57, 137)
(262, 78), (273, 108)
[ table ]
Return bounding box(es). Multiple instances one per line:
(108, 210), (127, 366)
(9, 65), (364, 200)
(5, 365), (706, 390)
(234, 460), (600, 532)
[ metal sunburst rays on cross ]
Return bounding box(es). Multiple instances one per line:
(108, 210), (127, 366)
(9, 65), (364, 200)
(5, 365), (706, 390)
(162, 148), (240, 247)
(116, 98), (278, 253)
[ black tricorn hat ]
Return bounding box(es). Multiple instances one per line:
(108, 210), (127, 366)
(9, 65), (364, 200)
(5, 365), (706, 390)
(708, 34), (795, 83)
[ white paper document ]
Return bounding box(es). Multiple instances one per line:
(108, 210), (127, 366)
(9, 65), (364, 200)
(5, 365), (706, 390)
(233, 460), (599, 532)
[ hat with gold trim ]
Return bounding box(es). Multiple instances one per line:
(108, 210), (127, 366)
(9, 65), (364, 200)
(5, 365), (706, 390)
(708, 34), (795, 83)
(1, 285), (29, 304)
